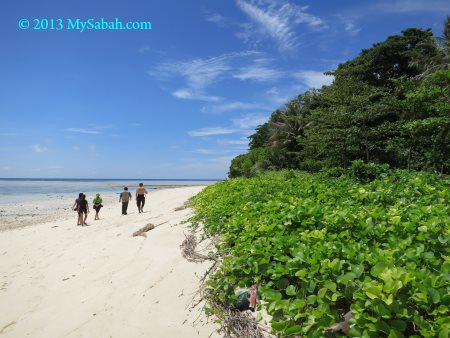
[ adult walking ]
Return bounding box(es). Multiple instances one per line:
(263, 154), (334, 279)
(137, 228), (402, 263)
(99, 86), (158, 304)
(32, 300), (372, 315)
(136, 183), (148, 213)
(77, 194), (89, 226)
(73, 193), (84, 225)
(93, 193), (103, 220)
(119, 187), (132, 215)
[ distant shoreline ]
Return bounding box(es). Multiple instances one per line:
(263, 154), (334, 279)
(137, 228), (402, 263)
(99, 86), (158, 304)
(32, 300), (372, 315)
(0, 178), (223, 182)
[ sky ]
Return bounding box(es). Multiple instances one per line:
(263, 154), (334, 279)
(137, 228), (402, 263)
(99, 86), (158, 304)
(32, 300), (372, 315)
(0, 0), (448, 179)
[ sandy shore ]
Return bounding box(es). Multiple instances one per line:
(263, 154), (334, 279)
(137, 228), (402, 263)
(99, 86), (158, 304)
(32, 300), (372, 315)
(0, 186), (220, 337)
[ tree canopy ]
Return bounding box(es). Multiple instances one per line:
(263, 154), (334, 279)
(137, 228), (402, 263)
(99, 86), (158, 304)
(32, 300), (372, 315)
(229, 20), (450, 177)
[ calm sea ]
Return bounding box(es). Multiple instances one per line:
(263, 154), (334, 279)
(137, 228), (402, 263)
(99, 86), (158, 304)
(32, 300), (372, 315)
(0, 179), (219, 204)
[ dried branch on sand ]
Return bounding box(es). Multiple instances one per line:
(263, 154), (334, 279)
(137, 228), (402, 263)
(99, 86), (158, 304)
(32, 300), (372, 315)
(132, 221), (167, 238)
(181, 232), (217, 263)
(203, 288), (273, 338)
(181, 229), (272, 338)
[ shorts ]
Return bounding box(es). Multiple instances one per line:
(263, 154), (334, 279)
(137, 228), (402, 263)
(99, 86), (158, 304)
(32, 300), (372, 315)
(93, 204), (103, 212)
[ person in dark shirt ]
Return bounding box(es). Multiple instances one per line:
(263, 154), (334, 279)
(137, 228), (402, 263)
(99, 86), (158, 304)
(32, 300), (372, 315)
(119, 187), (132, 215)
(72, 193), (84, 225)
(77, 194), (89, 226)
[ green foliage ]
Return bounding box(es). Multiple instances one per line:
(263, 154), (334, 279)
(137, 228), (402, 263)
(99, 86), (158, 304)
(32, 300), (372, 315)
(349, 160), (390, 182)
(249, 123), (270, 150)
(190, 170), (450, 337)
(228, 147), (273, 178)
(229, 22), (450, 178)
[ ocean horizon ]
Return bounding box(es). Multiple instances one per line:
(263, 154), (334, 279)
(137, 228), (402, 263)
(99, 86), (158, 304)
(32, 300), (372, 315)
(0, 178), (222, 181)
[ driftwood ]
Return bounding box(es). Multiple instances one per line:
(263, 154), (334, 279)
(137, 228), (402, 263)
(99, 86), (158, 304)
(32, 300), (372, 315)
(132, 221), (168, 238)
(324, 311), (353, 335)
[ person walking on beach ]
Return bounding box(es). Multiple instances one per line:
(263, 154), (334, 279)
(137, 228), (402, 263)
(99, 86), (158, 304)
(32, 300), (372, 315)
(136, 183), (148, 213)
(72, 193), (83, 210)
(93, 193), (103, 220)
(119, 187), (132, 215)
(77, 194), (89, 226)
(73, 193), (84, 225)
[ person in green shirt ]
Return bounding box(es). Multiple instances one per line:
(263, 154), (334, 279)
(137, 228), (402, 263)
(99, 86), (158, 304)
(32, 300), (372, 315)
(93, 193), (103, 220)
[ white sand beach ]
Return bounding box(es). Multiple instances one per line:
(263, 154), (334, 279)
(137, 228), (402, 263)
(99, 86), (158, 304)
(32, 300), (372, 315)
(0, 187), (220, 337)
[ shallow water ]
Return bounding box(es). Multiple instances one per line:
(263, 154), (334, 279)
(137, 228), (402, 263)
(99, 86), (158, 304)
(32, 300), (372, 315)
(0, 179), (219, 204)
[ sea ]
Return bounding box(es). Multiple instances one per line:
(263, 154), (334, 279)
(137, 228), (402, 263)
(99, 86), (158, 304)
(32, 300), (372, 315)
(0, 178), (220, 204)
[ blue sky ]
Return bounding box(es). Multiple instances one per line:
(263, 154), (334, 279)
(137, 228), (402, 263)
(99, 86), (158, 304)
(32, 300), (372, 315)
(0, 0), (447, 179)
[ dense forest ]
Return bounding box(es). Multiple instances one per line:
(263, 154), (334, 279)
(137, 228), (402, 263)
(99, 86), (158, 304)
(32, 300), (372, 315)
(229, 19), (450, 178)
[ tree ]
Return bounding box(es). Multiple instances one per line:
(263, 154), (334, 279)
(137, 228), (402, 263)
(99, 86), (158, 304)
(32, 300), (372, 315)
(331, 28), (438, 88)
(248, 123), (270, 149)
(411, 17), (450, 80)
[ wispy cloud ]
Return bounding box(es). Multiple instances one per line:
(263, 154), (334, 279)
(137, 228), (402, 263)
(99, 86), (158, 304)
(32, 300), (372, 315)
(293, 71), (334, 88)
(32, 144), (48, 153)
(172, 89), (221, 102)
(217, 138), (249, 146)
(204, 12), (233, 27)
(188, 127), (241, 137)
(150, 51), (258, 102)
(203, 101), (268, 114)
(189, 114), (268, 141)
(344, 22), (361, 35)
(232, 113), (269, 129)
(233, 58), (283, 82)
(236, 0), (327, 51)
(64, 128), (102, 135)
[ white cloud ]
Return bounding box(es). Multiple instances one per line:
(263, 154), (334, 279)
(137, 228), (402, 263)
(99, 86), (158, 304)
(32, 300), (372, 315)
(232, 113), (269, 129)
(172, 89), (221, 102)
(236, 0), (327, 51)
(234, 58), (283, 82)
(89, 145), (96, 152)
(32, 144), (48, 153)
(150, 51), (258, 102)
(217, 138), (249, 146)
(203, 101), (269, 114)
(205, 12), (232, 26)
(65, 128), (102, 135)
(73, 146), (80, 151)
(293, 71), (334, 88)
(188, 127), (241, 137)
(344, 22), (361, 35)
